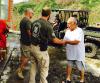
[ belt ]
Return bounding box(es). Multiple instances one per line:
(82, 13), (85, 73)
(32, 42), (39, 46)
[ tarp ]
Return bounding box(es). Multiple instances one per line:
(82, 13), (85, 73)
(0, 20), (7, 48)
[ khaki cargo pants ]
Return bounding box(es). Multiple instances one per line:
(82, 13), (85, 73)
(29, 44), (49, 83)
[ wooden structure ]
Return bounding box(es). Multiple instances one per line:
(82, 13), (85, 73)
(8, 0), (13, 22)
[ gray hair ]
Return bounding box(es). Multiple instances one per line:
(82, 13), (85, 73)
(67, 17), (77, 24)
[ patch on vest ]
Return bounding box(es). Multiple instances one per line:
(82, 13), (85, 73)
(32, 22), (41, 38)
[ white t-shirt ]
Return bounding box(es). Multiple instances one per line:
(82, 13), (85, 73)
(64, 27), (85, 61)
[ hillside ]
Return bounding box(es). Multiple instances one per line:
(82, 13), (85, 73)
(13, 0), (100, 29)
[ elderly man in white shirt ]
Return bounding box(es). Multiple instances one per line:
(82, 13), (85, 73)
(64, 17), (85, 83)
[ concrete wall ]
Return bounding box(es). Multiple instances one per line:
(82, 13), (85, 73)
(0, 0), (8, 19)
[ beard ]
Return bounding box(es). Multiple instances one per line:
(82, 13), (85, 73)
(47, 15), (50, 21)
(30, 16), (32, 19)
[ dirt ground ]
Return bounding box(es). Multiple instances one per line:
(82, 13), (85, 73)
(0, 46), (100, 83)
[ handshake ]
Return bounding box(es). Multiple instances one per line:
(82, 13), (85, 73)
(61, 39), (79, 45)
(62, 40), (68, 45)
(53, 38), (68, 46)
(53, 38), (79, 46)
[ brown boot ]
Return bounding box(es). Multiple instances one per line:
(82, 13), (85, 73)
(16, 68), (24, 79)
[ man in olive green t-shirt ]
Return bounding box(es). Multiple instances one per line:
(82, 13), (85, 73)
(16, 8), (33, 79)
(29, 7), (66, 83)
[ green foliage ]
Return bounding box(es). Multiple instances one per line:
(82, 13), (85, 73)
(14, 2), (35, 14)
(33, 0), (60, 15)
(46, 0), (59, 9)
(14, 0), (100, 27)
(79, 0), (100, 24)
(33, 0), (46, 14)
(80, 0), (100, 9)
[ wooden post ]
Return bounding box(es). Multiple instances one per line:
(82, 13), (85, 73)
(8, 0), (14, 30)
(8, 0), (13, 22)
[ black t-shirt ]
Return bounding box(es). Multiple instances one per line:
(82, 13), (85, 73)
(31, 18), (56, 46)
(20, 17), (31, 45)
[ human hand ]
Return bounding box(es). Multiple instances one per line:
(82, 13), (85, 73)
(62, 40), (67, 45)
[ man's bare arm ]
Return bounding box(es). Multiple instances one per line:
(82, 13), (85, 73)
(65, 40), (80, 45)
(52, 38), (66, 45)
(27, 30), (31, 36)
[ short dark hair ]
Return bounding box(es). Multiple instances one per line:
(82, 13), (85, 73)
(42, 7), (51, 17)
